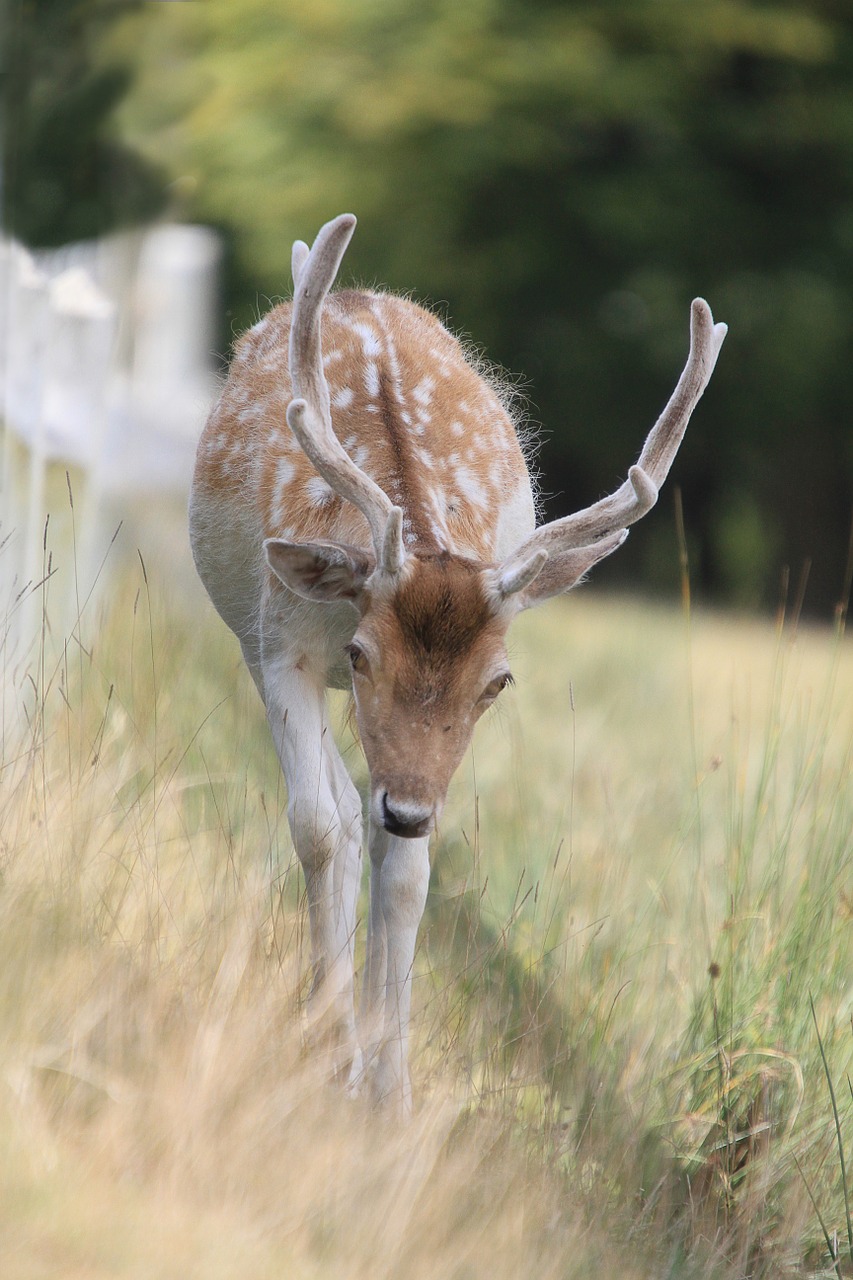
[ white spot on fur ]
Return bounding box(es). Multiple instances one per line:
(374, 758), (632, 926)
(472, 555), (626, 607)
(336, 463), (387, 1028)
(272, 489), (291, 529)
(323, 350), (342, 367)
(365, 363), (380, 398)
(493, 473), (537, 560)
(306, 475), (334, 507)
(412, 376), (435, 406)
(453, 462), (488, 508)
(429, 348), (454, 378)
(368, 298), (404, 393)
(351, 322), (382, 357)
(450, 421), (464, 437)
(332, 386), (354, 410)
(276, 457), (295, 488)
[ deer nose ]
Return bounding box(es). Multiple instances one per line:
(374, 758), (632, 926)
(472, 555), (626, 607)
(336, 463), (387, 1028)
(380, 792), (434, 839)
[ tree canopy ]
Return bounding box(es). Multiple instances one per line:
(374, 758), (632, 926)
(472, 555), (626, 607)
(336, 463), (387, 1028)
(1, 0), (166, 245)
(27, 1), (853, 611)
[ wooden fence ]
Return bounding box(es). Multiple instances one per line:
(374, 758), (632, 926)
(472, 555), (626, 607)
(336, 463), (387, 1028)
(0, 223), (220, 737)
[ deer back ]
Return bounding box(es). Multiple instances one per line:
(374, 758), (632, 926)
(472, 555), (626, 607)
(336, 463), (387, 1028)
(193, 290), (536, 570)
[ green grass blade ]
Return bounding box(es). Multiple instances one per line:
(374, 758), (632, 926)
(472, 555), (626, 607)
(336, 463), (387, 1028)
(811, 992), (853, 1265)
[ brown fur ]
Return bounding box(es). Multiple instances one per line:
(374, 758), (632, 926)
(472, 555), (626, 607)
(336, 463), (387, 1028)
(194, 289), (533, 563)
(391, 555), (494, 681)
(349, 556), (510, 813)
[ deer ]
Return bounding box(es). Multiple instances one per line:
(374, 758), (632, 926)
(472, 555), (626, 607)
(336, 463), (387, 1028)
(189, 214), (727, 1115)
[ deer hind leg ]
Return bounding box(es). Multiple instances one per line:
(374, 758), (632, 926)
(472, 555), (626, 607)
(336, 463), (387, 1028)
(361, 821), (430, 1116)
(261, 652), (363, 1077)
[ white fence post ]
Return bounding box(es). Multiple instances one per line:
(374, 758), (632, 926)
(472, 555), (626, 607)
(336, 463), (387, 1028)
(0, 222), (221, 743)
(3, 247), (50, 666)
(44, 265), (117, 628)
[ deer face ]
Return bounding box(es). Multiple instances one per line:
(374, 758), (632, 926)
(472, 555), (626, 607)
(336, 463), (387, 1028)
(266, 542), (515, 838)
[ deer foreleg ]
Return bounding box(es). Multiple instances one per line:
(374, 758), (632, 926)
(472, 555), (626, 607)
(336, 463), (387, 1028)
(362, 822), (430, 1115)
(262, 654), (363, 1074)
(360, 820), (388, 1066)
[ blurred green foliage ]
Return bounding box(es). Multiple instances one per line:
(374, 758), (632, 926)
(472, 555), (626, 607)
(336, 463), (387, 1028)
(0, 0), (165, 245)
(11, 0), (853, 613)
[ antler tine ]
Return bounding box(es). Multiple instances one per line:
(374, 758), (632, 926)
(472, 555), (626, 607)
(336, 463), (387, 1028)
(511, 298), (727, 559)
(291, 238), (309, 287)
(287, 214), (404, 570)
(635, 298), (727, 488)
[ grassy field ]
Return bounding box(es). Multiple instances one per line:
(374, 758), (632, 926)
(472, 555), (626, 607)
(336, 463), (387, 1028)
(1, 539), (851, 1278)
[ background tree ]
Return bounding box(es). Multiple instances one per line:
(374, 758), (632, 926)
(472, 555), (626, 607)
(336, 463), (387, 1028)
(115, 1), (853, 613)
(1, 0), (165, 247)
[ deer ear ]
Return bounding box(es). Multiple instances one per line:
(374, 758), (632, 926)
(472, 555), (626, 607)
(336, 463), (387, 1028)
(264, 539), (375, 603)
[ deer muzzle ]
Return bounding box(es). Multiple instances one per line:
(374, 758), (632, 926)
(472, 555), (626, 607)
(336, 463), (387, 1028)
(377, 791), (435, 840)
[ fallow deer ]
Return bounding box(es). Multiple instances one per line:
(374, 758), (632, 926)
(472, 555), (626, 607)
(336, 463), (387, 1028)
(189, 214), (726, 1114)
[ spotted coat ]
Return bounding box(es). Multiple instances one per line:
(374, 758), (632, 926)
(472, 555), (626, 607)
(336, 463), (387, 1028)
(194, 290), (536, 566)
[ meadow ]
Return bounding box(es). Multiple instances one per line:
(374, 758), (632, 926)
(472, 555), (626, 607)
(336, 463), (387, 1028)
(0, 529), (851, 1279)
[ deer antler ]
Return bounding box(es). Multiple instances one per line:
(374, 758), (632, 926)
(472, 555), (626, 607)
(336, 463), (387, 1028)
(501, 298), (727, 583)
(287, 214), (405, 573)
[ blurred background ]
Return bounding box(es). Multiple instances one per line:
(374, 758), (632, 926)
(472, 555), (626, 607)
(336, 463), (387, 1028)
(2, 0), (852, 618)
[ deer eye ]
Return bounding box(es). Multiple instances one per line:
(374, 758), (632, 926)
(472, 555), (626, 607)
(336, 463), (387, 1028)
(345, 642), (370, 676)
(479, 672), (513, 703)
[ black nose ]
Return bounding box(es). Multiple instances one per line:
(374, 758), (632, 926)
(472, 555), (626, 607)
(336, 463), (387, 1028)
(381, 793), (433, 839)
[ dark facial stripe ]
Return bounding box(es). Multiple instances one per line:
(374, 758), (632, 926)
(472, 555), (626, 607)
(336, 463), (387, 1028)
(392, 556), (493, 668)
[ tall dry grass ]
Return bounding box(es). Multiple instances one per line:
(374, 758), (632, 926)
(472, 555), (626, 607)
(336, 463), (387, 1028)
(1, 530), (851, 1278)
